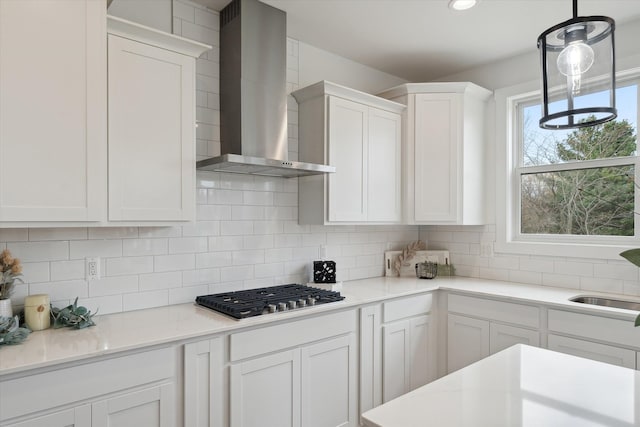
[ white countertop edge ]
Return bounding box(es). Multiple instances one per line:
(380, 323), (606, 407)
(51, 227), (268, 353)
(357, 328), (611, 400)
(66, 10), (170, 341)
(1, 276), (639, 376)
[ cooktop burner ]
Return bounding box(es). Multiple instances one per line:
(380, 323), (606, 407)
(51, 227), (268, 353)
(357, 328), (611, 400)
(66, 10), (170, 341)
(195, 284), (345, 319)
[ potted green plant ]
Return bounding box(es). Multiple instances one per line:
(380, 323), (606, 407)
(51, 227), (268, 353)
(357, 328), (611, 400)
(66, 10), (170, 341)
(0, 249), (23, 317)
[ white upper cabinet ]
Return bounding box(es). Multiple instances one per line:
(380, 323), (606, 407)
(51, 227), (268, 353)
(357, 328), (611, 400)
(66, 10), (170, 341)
(293, 81), (404, 225)
(107, 16), (210, 222)
(0, 0), (107, 222)
(379, 82), (492, 225)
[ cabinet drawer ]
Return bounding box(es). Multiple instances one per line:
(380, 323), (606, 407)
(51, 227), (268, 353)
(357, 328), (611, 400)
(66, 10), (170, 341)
(383, 293), (432, 323)
(0, 347), (175, 422)
(548, 334), (636, 369)
(548, 309), (640, 349)
(230, 310), (357, 362)
(447, 293), (539, 329)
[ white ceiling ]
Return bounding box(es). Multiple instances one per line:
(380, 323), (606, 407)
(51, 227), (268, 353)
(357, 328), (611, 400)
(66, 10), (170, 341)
(193, 0), (640, 82)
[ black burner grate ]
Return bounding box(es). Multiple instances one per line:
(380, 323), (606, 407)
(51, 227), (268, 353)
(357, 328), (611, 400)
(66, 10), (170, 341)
(195, 284), (345, 319)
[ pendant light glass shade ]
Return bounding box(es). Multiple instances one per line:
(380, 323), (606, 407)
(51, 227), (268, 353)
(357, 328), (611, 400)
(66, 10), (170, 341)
(537, 0), (616, 129)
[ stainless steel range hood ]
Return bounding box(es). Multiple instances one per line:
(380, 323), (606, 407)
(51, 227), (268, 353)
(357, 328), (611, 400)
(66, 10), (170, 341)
(196, 0), (335, 178)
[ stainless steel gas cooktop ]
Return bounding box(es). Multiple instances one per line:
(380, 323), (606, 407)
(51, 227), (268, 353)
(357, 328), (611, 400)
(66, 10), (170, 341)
(195, 284), (345, 319)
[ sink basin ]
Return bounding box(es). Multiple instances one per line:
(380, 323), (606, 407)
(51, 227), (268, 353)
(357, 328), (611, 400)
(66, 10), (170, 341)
(569, 296), (640, 311)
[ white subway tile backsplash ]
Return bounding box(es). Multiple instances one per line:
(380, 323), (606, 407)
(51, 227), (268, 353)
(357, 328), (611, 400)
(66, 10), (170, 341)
(22, 262), (50, 283)
(169, 237), (208, 254)
(139, 271), (182, 291)
(123, 290), (169, 311)
(123, 239), (169, 257)
(221, 265), (254, 282)
(169, 284), (209, 305)
(154, 254), (196, 272)
(580, 277), (624, 294)
(70, 240), (122, 259)
(106, 256), (154, 276)
(232, 249), (265, 265)
(181, 21), (217, 45)
(195, 251), (233, 269)
(89, 276), (138, 297)
(220, 220), (254, 236)
(77, 295), (123, 315)
(243, 235), (274, 250)
(208, 189), (243, 205)
(50, 260), (85, 281)
(197, 205), (233, 221)
(182, 268), (220, 285)
(208, 236), (244, 251)
(30, 280), (88, 300)
(9, 241), (69, 262)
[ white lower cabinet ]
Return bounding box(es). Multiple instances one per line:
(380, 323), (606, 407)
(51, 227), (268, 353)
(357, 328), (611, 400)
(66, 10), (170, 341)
(0, 347), (177, 427)
(547, 334), (636, 369)
(231, 349), (301, 427)
(446, 293), (541, 373)
(301, 335), (357, 427)
(358, 293), (436, 410)
(489, 322), (540, 354)
(447, 314), (490, 373)
(92, 384), (174, 427)
(228, 310), (358, 427)
(5, 407), (91, 427)
(382, 315), (434, 402)
(183, 337), (224, 427)
(547, 308), (640, 370)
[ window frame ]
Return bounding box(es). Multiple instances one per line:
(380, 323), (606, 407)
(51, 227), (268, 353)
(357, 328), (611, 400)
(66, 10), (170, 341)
(495, 67), (640, 260)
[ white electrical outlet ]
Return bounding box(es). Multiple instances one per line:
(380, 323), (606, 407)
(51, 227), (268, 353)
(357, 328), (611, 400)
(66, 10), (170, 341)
(86, 257), (100, 280)
(480, 242), (494, 258)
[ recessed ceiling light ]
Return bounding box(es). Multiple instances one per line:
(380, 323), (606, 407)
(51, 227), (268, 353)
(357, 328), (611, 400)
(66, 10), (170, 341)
(448, 0), (478, 11)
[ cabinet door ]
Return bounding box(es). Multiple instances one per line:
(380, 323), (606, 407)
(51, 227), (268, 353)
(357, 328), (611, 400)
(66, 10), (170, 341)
(382, 319), (410, 402)
(547, 334), (636, 369)
(409, 315), (435, 391)
(92, 384), (175, 427)
(447, 314), (490, 373)
(327, 96), (368, 222)
(359, 305), (382, 417)
(108, 34), (195, 221)
(489, 323), (540, 354)
(230, 350), (300, 427)
(6, 406), (90, 427)
(184, 337), (224, 427)
(367, 108), (401, 222)
(301, 335), (357, 427)
(0, 0), (106, 222)
(413, 93), (459, 223)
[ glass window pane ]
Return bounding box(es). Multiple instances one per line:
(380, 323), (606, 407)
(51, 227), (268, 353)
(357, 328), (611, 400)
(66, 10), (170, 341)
(521, 84), (638, 166)
(521, 165), (634, 236)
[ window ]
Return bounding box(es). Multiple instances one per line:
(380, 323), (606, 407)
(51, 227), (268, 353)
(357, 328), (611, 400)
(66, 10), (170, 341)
(496, 71), (640, 258)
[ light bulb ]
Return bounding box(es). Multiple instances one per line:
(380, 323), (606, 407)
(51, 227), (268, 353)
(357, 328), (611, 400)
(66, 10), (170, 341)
(557, 41), (595, 77)
(448, 0), (477, 11)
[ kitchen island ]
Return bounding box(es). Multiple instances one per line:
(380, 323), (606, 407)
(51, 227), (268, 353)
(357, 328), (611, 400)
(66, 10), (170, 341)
(362, 343), (640, 427)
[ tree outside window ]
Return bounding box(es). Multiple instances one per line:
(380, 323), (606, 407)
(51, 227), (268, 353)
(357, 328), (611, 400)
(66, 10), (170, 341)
(516, 83), (638, 239)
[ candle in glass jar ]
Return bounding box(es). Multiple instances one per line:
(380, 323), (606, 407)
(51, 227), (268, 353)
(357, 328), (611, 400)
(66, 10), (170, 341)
(24, 294), (50, 331)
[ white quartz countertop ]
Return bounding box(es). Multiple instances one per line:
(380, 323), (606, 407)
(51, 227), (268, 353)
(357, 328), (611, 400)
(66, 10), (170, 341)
(1, 276), (639, 376)
(362, 344), (640, 427)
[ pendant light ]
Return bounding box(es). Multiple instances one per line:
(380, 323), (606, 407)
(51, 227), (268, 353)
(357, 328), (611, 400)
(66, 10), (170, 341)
(537, 0), (616, 129)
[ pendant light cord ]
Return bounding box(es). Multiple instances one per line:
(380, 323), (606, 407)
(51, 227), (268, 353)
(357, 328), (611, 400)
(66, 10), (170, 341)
(573, 0), (578, 18)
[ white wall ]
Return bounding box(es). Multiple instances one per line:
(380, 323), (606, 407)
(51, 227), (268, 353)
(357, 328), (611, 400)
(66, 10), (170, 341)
(298, 42), (408, 93)
(422, 16), (640, 297)
(1, 0), (418, 315)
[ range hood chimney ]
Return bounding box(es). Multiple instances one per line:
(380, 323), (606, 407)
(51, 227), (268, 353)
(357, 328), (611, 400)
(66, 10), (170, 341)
(196, 0), (335, 178)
